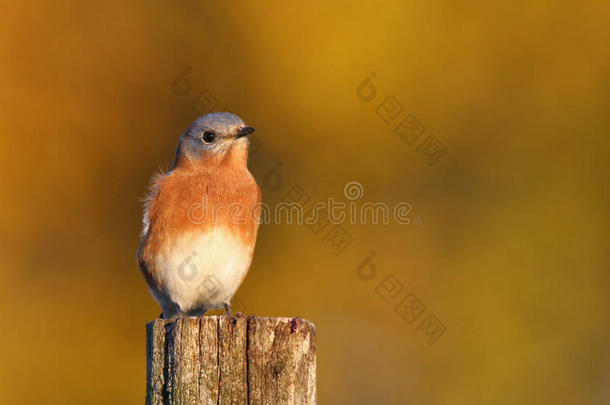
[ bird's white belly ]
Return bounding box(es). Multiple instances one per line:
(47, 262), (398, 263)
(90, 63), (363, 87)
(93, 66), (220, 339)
(153, 227), (253, 312)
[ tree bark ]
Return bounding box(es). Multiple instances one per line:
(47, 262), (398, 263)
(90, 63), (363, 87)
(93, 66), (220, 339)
(146, 316), (316, 405)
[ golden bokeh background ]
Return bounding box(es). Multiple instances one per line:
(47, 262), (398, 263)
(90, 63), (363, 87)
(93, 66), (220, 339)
(1, 1), (609, 404)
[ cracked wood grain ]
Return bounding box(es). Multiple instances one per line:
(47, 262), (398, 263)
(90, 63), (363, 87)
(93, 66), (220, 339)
(146, 316), (316, 405)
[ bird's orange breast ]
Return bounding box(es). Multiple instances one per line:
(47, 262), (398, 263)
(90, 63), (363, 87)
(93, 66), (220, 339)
(140, 157), (261, 287)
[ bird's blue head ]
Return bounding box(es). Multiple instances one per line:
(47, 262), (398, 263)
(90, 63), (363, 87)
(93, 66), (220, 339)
(176, 112), (255, 166)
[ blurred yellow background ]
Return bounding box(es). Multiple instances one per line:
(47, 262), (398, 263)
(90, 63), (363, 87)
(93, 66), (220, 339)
(1, 1), (609, 404)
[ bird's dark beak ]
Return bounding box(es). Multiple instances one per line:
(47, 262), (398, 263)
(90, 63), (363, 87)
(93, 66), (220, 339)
(236, 126), (255, 139)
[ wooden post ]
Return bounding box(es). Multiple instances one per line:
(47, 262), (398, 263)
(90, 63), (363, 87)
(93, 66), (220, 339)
(146, 316), (316, 405)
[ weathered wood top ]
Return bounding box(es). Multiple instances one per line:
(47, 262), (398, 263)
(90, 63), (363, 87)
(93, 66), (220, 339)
(146, 316), (316, 405)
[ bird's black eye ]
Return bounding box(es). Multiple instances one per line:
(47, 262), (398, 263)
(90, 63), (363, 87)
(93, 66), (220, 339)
(202, 131), (216, 144)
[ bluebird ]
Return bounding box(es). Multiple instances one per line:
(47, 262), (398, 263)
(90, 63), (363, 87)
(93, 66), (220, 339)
(137, 113), (261, 318)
